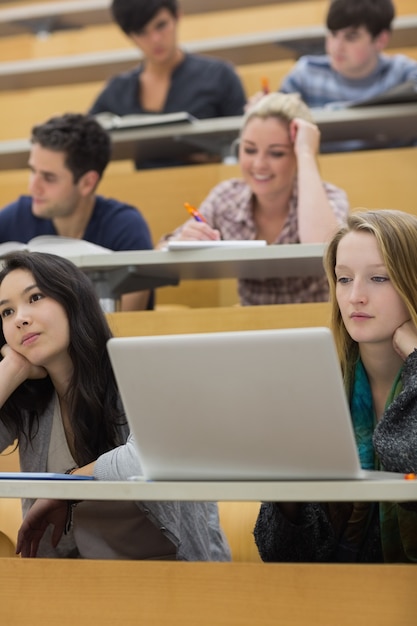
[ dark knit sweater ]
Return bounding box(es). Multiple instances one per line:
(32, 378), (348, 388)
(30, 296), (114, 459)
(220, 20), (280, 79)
(254, 351), (417, 563)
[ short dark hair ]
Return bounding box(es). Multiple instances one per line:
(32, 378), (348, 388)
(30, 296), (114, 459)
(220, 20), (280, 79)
(30, 113), (111, 183)
(111, 0), (179, 35)
(326, 0), (395, 37)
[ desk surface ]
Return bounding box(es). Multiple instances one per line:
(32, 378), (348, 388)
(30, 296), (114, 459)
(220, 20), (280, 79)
(0, 15), (415, 89)
(1, 104), (416, 170)
(110, 104), (417, 162)
(0, 477), (416, 502)
(59, 243), (326, 297)
(0, 244), (325, 299)
(0, 0), (288, 37)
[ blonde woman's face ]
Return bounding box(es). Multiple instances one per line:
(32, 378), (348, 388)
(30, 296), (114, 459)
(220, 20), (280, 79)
(335, 231), (409, 347)
(239, 117), (297, 200)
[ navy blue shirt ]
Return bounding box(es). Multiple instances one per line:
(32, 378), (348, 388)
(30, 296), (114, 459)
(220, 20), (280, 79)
(0, 195), (153, 250)
(0, 195), (154, 307)
(89, 53), (246, 168)
(89, 53), (246, 119)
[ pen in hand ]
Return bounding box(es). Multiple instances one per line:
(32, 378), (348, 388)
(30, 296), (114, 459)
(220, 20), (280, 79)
(261, 77), (270, 95)
(184, 202), (207, 223)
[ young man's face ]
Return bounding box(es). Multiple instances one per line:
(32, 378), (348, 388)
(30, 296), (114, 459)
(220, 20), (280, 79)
(129, 8), (178, 65)
(28, 144), (87, 219)
(325, 26), (388, 79)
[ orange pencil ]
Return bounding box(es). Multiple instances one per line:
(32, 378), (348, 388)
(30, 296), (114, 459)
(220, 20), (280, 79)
(261, 77), (270, 95)
(184, 202), (207, 223)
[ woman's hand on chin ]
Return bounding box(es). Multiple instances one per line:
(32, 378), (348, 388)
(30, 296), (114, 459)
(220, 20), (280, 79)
(0, 343), (47, 380)
(393, 320), (417, 361)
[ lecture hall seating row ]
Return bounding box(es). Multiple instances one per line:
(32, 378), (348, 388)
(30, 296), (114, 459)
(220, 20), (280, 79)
(0, 0), (416, 92)
(0, 0), (295, 37)
(0, 302), (416, 625)
(0, 0), (415, 145)
(0, 58), (294, 141)
(0, 0), (415, 140)
(1, 47), (417, 143)
(0, 1), (337, 63)
(0, 150), (416, 308)
(1, 0), (415, 61)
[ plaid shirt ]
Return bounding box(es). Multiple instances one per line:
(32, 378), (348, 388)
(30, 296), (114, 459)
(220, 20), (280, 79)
(171, 178), (349, 306)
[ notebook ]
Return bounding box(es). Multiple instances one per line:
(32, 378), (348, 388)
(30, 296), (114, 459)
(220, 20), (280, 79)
(166, 240), (267, 251)
(95, 111), (195, 131)
(348, 80), (417, 108)
(106, 328), (402, 481)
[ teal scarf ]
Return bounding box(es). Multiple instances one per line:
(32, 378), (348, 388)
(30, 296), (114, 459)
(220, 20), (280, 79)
(350, 359), (417, 562)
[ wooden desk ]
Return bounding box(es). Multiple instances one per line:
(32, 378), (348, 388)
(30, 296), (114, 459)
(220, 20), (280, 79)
(49, 243), (326, 301)
(0, 473), (416, 626)
(106, 302), (332, 336)
(0, 243), (324, 307)
(0, 476), (416, 502)
(1, 104), (416, 170)
(0, 14), (415, 89)
(0, 0), (290, 37)
(0, 559), (415, 626)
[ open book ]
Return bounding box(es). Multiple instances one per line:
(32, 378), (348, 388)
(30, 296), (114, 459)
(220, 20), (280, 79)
(95, 111), (196, 131)
(166, 240), (267, 251)
(349, 80), (417, 108)
(0, 472), (94, 480)
(0, 236), (112, 259)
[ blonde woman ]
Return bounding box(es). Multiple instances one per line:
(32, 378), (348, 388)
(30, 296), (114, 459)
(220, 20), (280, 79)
(254, 209), (417, 562)
(160, 92), (349, 305)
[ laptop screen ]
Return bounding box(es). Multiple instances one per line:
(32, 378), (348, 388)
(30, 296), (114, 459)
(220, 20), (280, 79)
(107, 327), (363, 481)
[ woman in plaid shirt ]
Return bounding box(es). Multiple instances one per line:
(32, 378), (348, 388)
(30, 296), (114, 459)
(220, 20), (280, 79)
(160, 92), (349, 305)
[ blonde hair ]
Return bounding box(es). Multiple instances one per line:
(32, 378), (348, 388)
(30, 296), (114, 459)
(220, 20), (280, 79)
(242, 92), (314, 132)
(324, 209), (417, 386)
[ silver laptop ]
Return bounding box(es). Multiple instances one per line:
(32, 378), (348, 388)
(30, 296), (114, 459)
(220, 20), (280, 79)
(106, 328), (392, 481)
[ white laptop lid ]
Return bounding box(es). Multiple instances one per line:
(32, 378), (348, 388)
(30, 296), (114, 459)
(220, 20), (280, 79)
(107, 327), (363, 481)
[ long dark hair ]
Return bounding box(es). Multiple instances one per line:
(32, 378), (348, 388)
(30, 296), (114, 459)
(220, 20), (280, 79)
(0, 251), (125, 465)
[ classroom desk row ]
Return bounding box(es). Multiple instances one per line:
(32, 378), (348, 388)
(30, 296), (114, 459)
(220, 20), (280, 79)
(0, 0), (287, 37)
(36, 243), (326, 308)
(0, 559), (414, 626)
(1, 475), (417, 503)
(1, 148), (416, 309)
(1, 302), (416, 625)
(0, 13), (416, 89)
(0, 473), (416, 626)
(1, 104), (416, 170)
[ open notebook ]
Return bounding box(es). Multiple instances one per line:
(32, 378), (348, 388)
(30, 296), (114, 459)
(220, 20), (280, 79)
(349, 80), (417, 108)
(95, 111), (196, 131)
(107, 328), (403, 481)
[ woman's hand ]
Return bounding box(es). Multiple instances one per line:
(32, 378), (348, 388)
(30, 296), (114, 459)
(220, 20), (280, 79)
(0, 344), (48, 407)
(16, 498), (69, 558)
(176, 221), (220, 241)
(1, 344), (47, 381)
(393, 320), (417, 361)
(290, 117), (320, 158)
